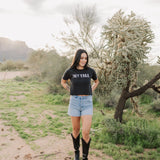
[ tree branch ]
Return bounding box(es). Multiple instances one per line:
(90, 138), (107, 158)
(127, 72), (160, 98)
(151, 85), (160, 93)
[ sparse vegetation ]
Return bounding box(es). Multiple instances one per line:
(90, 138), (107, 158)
(0, 60), (28, 71)
(0, 79), (160, 159)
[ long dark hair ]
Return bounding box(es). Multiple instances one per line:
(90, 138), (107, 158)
(70, 49), (89, 69)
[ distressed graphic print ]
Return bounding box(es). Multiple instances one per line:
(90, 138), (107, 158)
(72, 74), (90, 78)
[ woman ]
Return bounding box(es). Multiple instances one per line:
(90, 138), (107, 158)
(61, 49), (99, 160)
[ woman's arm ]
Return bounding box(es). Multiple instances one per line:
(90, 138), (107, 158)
(61, 79), (70, 92)
(92, 79), (99, 92)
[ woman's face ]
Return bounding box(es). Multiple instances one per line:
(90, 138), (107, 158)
(79, 53), (87, 67)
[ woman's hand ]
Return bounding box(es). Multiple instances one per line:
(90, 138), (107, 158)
(92, 79), (99, 92)
(61, 79), (70, 92)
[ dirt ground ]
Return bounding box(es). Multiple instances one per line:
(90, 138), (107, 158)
(0, 71), (113, 160)
(0, 71), (30, 80)
(0, 118), (112, 160)
(0, 117), (112, 160)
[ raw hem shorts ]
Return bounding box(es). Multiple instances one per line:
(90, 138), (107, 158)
(68, 95), (93, 117)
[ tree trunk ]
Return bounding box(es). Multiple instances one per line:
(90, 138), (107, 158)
(114, 89), (128, 122)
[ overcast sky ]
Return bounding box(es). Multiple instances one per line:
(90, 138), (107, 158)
(0, 0), (160, 64)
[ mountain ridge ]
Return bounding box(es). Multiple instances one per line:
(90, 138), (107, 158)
(0, 37), (34, 61)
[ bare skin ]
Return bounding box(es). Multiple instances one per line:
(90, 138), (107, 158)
(61, 52), (99, 143)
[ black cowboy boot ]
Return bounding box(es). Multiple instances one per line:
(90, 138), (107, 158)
(71, 133), (80, 160)
(81, 138), (91, 160)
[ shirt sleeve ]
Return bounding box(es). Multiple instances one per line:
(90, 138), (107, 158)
(62, 69), (70, 80)
(92, 69), (97, 80)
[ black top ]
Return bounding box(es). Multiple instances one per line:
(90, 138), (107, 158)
(62, 67), (97, 95)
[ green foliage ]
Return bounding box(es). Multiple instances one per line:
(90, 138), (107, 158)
(148, 100), (160, 116)
(95, 88), (121, 108)
(0, 60), (27, 71)
(140, 94), (153, 104)
(132, 145), (144, 153)
(150, 99), (160, 111)
(43, 94), (69, 105)
(47, 83), (68, 95)
(27, 49), (70, 85)
(14, 76), (25, 81)
(102, 118), (160, 148)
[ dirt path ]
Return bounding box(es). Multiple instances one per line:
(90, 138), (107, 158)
(0, 71), (30, 80)
(0, 120), (38, 160)
(0, 118), (112, 160)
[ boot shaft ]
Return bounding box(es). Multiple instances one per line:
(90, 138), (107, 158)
(71, 133), (80, 160)
(71, 133), (80, 150)
(81, 138), (91, 160)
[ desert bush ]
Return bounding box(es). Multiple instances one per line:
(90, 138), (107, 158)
(139, 94), (153, 104)
(0, 60), (26, 71)
(147, 100), (160, 117)
(47, 83), (68, 95)
(27, 49), (70, 93)
(14, 76), (25, 81)
(94, 88), (121, 108)
(101, 118), (160, 148)
(150, 99), (160, 111)
(43, 94), (69, 105)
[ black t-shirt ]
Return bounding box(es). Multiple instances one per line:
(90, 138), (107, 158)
(62, 67), (97, 95)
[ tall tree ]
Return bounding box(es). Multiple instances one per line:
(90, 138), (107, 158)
(102, 10), (160, 122)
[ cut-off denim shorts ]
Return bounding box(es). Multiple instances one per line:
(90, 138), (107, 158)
(68, 95), (93, 117)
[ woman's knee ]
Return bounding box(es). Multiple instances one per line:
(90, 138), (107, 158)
(73, 127), (80, 135)
(82, 130), (90, 138)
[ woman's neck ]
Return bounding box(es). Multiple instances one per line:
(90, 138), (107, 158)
(76, 65), (84, 70)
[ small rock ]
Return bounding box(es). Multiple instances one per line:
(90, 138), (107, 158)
(23, 154), (32, 160)
(15, 155), (20, 159)
(10, 138), (15, 141)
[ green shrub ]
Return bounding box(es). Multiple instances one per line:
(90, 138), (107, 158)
(150, 100), (160, 112)
(132, 145), (144, 153)
(101, 118), (160, 148)
(14, 76), (25, 81)
(147, 100), (160, 117)
(43, 94), (69, 105)
(27, 49), (70, 88)
(47, 83), (67, 95)
(140, 94), (153, 104)
(0, 60), (26, 71)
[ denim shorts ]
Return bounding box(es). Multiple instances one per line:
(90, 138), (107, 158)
(68, 95), (93, 117)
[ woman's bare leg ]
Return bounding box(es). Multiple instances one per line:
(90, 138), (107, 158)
(71, 116), (81, 138)
(81, 115), (92, 143)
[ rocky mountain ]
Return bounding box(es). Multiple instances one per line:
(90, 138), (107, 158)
(0, 37), (34, 61)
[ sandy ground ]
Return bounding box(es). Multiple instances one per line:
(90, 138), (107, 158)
(0, 71), (30, 80)
(0, 118), (112, 160)
(0, 120), (38, 160)
(0, 71), (113, 160)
